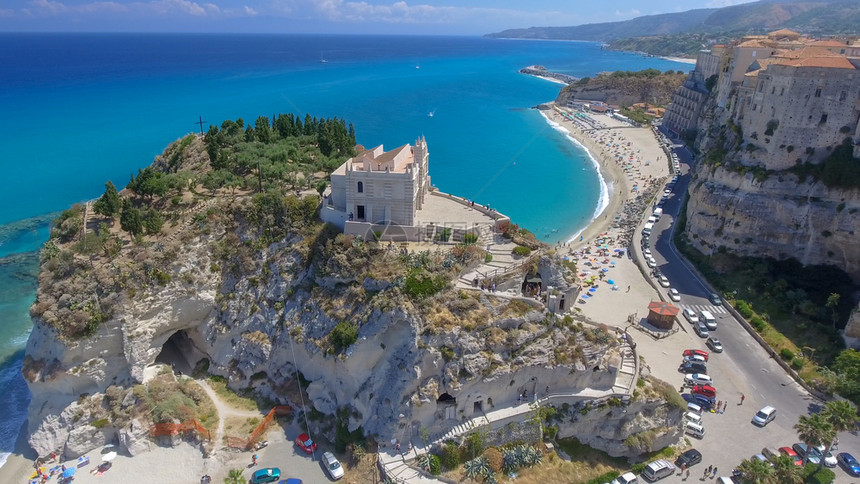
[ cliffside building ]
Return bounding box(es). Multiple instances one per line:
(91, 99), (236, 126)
(322, 137), (509, 241)
(329, 137), (430, 226)
(663, 49), (720, 136)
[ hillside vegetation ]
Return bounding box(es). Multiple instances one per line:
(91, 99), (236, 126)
(556, 69), (686, 109)
(487, 1), (859, 57)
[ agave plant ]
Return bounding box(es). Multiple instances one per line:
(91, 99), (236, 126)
(523, 445), (542, 467)
(483, 472), (499, 484)
(416, 453), (430, 471)
(502, 447), (522, 473)
(464, 456), (491, 480)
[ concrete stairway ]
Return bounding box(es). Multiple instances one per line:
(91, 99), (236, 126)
(612, 345), (638, 394)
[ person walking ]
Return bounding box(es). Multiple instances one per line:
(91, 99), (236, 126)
(251, 454), (258, 466)
(685, 468), (691, 480)
(712, 467), (718, 478)
(740, 394), (745, 405)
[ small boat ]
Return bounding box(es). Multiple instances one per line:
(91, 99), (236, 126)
(428, 111), (435, 118)
(319, 52), (328, 63)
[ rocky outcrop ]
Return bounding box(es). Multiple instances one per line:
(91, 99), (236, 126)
(519, 65), (578, 85)
(556, 72), (686, 108)
(684, 163), (859, 280)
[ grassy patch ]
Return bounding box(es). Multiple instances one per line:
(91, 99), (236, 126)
(507, 438), (627, 484)
(207, 376), (263, 413)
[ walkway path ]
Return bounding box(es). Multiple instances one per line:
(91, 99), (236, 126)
(191, 378), (263, 453)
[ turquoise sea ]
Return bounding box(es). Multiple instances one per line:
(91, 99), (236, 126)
(0, 33), (685, 463)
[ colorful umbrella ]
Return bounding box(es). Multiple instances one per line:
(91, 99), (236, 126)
(62, 468), (77, 478)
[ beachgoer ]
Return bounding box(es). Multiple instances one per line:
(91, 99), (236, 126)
(712, 467), (718, 478)
(252, 454), (257, 466)
(740, 394), (745, 405)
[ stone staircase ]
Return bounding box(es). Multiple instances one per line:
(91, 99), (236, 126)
(612, 345), (638, 394)
(456, 236), (522, 289)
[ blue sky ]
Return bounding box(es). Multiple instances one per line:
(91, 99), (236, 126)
(0, 0), (756, 34)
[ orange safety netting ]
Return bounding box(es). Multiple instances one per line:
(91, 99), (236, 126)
(226, 405), (291, 450)
(149, 419), (211, 441)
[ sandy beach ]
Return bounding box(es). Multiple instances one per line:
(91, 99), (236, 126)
(540, 103), (672, 326)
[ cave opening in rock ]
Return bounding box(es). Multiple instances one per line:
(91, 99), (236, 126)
(155, 330), (199, 375)
(437, 393), (456, 405)
(473, 400), (483, 413)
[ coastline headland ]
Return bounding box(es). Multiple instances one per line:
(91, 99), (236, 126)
(519, 65), (579, 85)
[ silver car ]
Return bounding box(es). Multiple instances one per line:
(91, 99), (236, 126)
(322, 451), (344, 480)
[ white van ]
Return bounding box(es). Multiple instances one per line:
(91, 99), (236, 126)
(700, 310), (717, 330)
(685, 422), (705, 439)
(647, 216), (657, 224)
(653, 207), (663, 218)
(641, 459), (675, 482)
(643, 222), (654, 235)
(684, 412), (703, 426)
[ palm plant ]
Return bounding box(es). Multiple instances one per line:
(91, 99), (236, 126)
(463, 456), (491, 481)
(502, 447), (520, 474)
(769, 454), (802, 484)
(794, 413), (835, 466)
(223, 469), (245, 484)
(736, 457), (773, 484)
(522, 445), (542, 467)
(819, 400), (858, 470)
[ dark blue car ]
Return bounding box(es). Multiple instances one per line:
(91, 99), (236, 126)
(837, 453), (860, 477)
(682, 393), (714, 409)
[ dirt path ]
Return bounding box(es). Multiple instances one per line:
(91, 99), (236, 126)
(193, 379), (263, 450)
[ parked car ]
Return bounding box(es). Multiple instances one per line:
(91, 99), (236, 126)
(644, 248), (652, 258)
(694, 321), (709, 338)
(683, 349), (709, 361)
(659, 275), (670, 287)
(761, 447), (780, 462)
(295, 433), (317, 454)
(752, 406), (777, 427)
(837, 452), (860, 477)
(680, 361), (708, 375)
(684, 373), (712, 386)
(812, 444), (837, 467)
(609, 471), (639, 484)
(751, 453), (772, 467)
(682, 308), (699, 324)
(322, 451), (344, 480)
(792, 443), (821, 465)
(251, 468), (281, 484)
(683, 354), (706, 364)
(669, 288), (681, 302)
(675, 448), (702, 468)
(692, 385), (716, 399)
(278, 480), (302, 484)
(682, 393), (713, 409)
(706, 337), (723, 353)
(642, 459), (675, 482)
(709, 293), (723, 306)
(779, 447), (803, 466)
(647, 256), (657, 268)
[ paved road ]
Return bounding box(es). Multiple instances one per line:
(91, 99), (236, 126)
(635, 129), (859, 482)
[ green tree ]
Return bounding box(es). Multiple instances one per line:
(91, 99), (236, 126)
(736, 457), (773, 483)
(93, 181), (121, 217)
(143, 209), (164, 235)
(794, 413), (835, 466)
(770, 454), (802, 484)
(223, 469), (244, 484)
(120, 200), (143, 236)
(818, 400), (858, 469)
(825, 293), (840, 328)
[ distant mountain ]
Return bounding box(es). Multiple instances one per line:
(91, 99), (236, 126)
(486, 1), (858, 43)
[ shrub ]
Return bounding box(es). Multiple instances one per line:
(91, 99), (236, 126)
(404, 269), (448, 299)
(750, 316), (766, 331)
(791, 357), (805, 370)
(437, 227), (452, 242)
(544, 425), (558, 440)
(512, 246), (532, 257)
(631, 462), (647, 474)
(484, 253), (493, 263)
(427, 454), (441, 475)
(441, 441), (460, 470)
(802, 463), (835, 484)
(585, 471), (620, 484)
(91, 418), (109, 429)
(780, 348), (795, 361)
(330, 321), (359, 352)
(463, 233), (478, 245)
(735, 299), (754, 318)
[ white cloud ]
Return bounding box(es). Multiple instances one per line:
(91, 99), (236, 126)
(25, 0), (256, 17)
(614, 8), (640, 17)
(244, 5), (257, 15)
(707, 0), (757, 7)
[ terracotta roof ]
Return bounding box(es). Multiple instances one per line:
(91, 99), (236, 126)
(811, 40), (848, 48)
(738, 40), (769, 48)
(768, 28), (801, 38)
(775, 46), (841, 59)
(776, 56), (856, 69)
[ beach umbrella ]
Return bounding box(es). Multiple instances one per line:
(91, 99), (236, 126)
(607, 279), (615, 285)
(62, 468), (77, 478)
(602, 268), (609, 272)
(102, 452), (117, 462)
(589, 288), (597, 292)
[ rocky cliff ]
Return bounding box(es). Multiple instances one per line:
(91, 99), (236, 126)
(685, 88), (860, 282)
(22, 129), (680, 461)
(556, 71), (686, 108)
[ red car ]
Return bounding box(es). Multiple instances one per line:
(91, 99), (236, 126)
(691, 385), (716, 399)
(779, 447), (803, 466)
(295, 433), (317, 454)
(683, 349), (709, 362)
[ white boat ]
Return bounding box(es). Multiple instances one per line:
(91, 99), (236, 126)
(428, 110), (435, 118)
